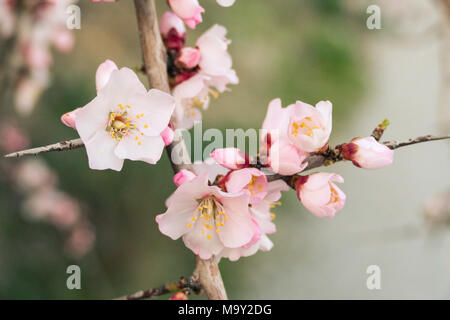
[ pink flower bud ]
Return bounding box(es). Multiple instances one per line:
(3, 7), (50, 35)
(173, 169), (197, 186)
(210, 148), (249, 170)
(160, 11), (186, 38)
(61, 108), (81, 129)
(95, 59), (118, 92)
(175, 47), (201, 69)
(295, 173), (346, 218)
(169, 292), (188, 300)
(341, 137), (394, 169)
(161, 126), (175, 146)
(168, 0), (204, 29)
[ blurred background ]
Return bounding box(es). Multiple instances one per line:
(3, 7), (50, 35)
(0, 0), (449, 299)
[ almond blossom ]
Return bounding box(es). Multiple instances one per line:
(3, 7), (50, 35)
(156, 171), (255, 260)
(341, 136), (394, 169)
(171, 25), (238, 129)
(219, 180), (288, 261)
(295, 173), (346, 218)
(225, 168), (268, 205)
(261, 99), (308, 175)
(63, 62), (175, 171)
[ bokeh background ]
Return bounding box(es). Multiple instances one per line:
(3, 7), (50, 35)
(0, 0), (449, 299)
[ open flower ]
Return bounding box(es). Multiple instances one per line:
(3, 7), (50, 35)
(196, 24), (238, 92)
(261, 99), (308, 175)
(66, 64), (174, 171)
(341, 136), (394, 169)
(172, 74), (210, 129)
(287, 100), (332, 153)
(168, 0), (204, 29)
(156, 171), (255, 260)
(219, 180), (288, 261)
(295, 173), (346, 218)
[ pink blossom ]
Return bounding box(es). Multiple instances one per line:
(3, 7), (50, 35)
(173, 74), (210, 129)
(173, 169), (196, 187)
(95, 59), (118, 92)
(71, 65), (175, 171)
(156, 172), (255, 260)
(287, 100), (332, 153)
(225, 168), (268, 205)
(160, 11), (186, 37)
(210, 148), (249, 170)
(196, 25), (238, 92)
(168, 0), (204, 29)
(22, 42), (52, 70)
(219, 180), (288, 261)
(217, 0), (236, 7)
(295, 173), (346, 218)
(176, 47), (201, 69)
(341, 137), (394, 169)
(66, 225), (95, 258)
(261, 99), (308, 175)
(0, 123), (29, 153)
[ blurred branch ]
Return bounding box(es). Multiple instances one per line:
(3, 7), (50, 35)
(115, 276), (201, 300)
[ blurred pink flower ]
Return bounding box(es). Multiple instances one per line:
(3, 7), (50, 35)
(51, 28), (74, 53)
(217, 0), (236, 7)
(15, 159), (57, 191)
(342, 137), (394, 169)
(66, 225), (95, 258)
(0, 123), (29, 153)
(295, 173), (346, 218)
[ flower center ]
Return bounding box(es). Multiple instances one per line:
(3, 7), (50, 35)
(291, 117), (320, 137)
(328, 185), (340, 204)
(246, 175), (263, 195)
(187, 196), (228, 240)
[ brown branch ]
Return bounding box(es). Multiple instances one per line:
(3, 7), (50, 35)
(115, 276), (201, 300)
(267, 133), (450, 184)
(132, 0), (227, 300)
(3, 138), (84, 158)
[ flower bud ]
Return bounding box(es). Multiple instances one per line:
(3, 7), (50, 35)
(175, 47), (201, 69)
(169, 292), (188, 300)
(210, 148), (249, 170)
(173, 169), (197, 187)
(341, 136), (394, 169)
(161, 126), (175, 146)
(167, 0), (204, 30)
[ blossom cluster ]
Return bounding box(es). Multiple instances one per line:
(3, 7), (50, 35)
(0, 0), (76, 115)
(68, 1), (395, 262)
(160, 11), (238, 129)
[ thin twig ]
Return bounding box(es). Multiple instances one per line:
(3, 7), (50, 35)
(4, 138), (84, 158)
(115, 277), (201, 300)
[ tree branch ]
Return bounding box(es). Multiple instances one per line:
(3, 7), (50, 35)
(3, 138), (84, 158)
(132, 0), (227, 300)
(115, 276), (201, 300)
